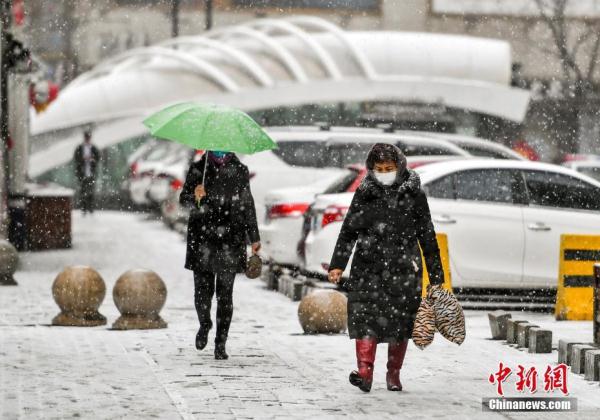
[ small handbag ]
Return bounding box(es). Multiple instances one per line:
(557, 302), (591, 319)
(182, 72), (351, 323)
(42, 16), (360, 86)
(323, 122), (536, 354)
(245, 254), (263, 279)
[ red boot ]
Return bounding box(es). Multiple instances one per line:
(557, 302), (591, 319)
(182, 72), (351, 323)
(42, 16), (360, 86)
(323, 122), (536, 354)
(349, 337), (377, 392)
(386, 340), (408, 391)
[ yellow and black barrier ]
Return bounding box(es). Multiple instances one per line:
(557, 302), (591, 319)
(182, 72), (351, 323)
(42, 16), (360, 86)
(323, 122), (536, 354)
(555, 234), (600, 321)
(422, 233), (452, 297)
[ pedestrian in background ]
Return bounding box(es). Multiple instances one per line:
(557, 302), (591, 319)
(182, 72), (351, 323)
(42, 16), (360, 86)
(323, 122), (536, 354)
(73, 129), (100, 215)
(328, 143), (444, 393)
(179, 151), (261, 360)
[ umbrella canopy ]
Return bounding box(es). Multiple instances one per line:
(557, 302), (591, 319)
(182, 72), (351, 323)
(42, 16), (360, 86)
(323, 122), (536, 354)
(142, 102), (277, 154)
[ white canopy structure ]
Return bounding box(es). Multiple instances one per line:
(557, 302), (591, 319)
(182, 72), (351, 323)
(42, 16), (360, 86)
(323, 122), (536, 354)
(30, 16), (530, 176)
(33, 16), (529, 133)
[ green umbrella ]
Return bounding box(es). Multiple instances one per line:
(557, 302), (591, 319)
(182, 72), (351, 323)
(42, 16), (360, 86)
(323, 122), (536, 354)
(143, 102), (277, 208)
(142, 102), (277, 154)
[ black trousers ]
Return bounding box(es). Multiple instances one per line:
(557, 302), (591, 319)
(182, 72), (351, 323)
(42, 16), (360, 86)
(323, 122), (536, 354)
(193, 270), (235, 344)
(79, 177), (96, 213)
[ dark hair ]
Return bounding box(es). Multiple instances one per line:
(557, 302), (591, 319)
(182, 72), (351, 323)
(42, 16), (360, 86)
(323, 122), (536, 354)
(365, 143), (407, 173)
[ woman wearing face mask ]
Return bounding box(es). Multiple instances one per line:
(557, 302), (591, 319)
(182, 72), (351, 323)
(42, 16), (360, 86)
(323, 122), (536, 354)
(328, 143), (444, 392)
(179, 150), (261, 360)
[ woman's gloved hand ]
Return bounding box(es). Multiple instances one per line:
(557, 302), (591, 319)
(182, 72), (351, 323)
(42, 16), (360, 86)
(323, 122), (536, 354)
(194, 184), (206, 201)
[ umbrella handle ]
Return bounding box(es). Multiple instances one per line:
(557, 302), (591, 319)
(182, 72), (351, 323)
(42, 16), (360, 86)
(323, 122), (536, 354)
(197, 151), (210, 209)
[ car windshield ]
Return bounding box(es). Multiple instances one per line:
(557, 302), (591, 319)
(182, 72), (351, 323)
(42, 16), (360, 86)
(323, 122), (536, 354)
(455, 143), (512, 159)
(272, 141), (373, 168)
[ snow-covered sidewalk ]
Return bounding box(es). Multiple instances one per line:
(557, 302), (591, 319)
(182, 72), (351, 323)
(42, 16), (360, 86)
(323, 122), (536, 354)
(1, 211), (598, 419)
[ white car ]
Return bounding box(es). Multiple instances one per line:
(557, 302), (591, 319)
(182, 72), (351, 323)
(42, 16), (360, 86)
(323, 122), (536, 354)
(242, 126), (471, 222)
(127, 141), (178, 206)
(147, 146), (194, 205)
(562, 160), (600, 182)
(304, 159), (600, 289)
(417, 132), (527, 160)
(261, 157), (460, 270)
(257, 128), (522, 270)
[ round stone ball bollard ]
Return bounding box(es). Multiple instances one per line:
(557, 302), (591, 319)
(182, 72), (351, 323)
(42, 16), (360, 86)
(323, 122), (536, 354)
(298, 290), (348, 334)
(52, 266), (107, 326)
(112, 269), (167, 330)
(0, 239), (19, 286)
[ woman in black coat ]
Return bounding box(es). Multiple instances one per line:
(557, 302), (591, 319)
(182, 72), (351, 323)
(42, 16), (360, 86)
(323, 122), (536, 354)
(328, 143), (444, 392)
(180, 151), (260, 360)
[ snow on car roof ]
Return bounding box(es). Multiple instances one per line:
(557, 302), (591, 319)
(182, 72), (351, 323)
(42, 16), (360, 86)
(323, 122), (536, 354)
(415, 158), (600, 187)
(265, 128), (468, 153)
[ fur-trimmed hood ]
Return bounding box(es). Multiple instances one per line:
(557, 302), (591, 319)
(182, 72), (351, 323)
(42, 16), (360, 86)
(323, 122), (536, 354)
(361, 168), (421, 197)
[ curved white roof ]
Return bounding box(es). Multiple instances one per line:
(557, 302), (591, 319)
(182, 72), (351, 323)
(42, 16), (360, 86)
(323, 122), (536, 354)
(32, 16), (530, 135)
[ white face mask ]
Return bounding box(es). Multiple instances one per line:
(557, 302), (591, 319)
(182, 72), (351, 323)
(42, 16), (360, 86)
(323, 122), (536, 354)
(374, 170), (397, 186)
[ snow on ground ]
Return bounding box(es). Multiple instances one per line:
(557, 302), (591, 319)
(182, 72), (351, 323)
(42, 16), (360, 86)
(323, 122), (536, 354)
(1, 211), (599, 419)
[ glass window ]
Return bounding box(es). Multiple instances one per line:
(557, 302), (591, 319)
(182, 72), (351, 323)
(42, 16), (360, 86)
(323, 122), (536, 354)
(455, 169), (515, 203)
(456, 144), (512, 159)
(522, 170), (600, 211)
(272, 141), (372, 168)
(397, 141), (458, 156)
(424, 174), (455, 199)
(272, 141), (327, 167)
(324, 171), (359, 194)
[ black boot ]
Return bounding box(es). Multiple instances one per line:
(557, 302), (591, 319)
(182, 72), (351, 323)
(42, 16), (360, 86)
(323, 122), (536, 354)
(214, 342), (228, 360)
(195, 328), (209, 350)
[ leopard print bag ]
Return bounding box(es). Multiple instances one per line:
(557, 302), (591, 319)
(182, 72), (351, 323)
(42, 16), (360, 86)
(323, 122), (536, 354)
(412, 297), (436, 349)
(428, 285), (466, 345)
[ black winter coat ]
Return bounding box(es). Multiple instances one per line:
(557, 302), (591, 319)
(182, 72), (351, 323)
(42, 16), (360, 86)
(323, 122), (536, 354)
(73, 143), (100, 181)
(179, 155), (260, 274)
(329, 169), (444, 342)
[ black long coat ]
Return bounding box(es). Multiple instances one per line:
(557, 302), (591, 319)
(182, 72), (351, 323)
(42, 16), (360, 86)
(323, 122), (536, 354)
(329, 169), (444, 343)
(73, 143), (100, 181)
(179, 154), (260, 274)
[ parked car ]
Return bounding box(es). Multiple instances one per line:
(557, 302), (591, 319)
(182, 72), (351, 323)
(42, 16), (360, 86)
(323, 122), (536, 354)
(240, 126), (471, 222)
(160, 150), (204, 227)
(303, 159), (600, 289)
(416, 132), (527, 160)
(147, 146), (195, 205)
(127, 141), (179, 206)
(562, 160), (600, 182)
(261, 157), (460, 271)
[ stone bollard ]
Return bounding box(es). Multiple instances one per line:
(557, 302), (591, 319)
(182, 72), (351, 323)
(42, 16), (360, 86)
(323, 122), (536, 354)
(298, 290), (347, 334)
(517, 323), (539, 348)
(506, 320), (528, 344)
(0, 239), (19, 286)
(571, 344), (597, 374)
(52, 266), (107, 326)
(278, 272), (303, 301)
(488, 311), (511, 340)
(112, 269), (167, 330)
(558, 340), (584, 365)
(584, 349), (600, 381)
(528, 328), (552, 353)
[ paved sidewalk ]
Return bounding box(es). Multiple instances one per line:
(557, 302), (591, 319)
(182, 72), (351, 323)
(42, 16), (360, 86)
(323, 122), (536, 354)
(1, 211), (599, 419)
